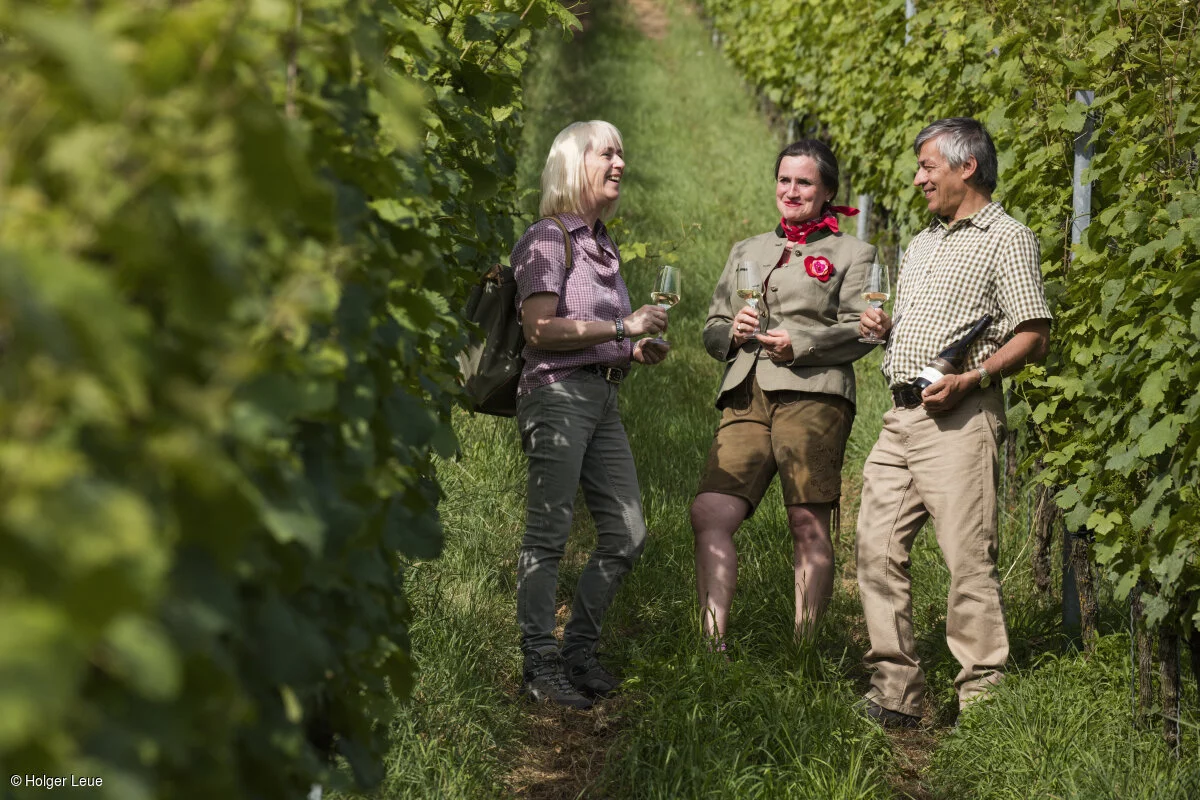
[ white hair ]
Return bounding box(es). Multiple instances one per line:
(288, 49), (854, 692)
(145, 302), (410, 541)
(539, 120), (624, 220)
(914, 118), (998, 192)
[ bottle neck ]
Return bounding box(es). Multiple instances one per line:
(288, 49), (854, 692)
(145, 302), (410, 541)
(938, 315), (993, 365)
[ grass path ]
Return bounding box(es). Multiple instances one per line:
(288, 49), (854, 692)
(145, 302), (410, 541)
(509, 2), (909, 795)
(333, 1), (1199, 798)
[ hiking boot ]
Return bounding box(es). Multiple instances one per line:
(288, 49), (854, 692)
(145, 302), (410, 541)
(565, 653), (621, 697)
(521, 653), (594, 710)
(860, 700), (921, 729)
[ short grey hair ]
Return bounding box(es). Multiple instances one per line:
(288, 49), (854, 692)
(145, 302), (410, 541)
(913, 118), (998, 192)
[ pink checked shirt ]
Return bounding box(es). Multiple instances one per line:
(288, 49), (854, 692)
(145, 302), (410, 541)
(511, 213), (633, 396)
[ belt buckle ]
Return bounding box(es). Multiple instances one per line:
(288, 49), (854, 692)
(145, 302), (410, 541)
(602, 366), (624, 384)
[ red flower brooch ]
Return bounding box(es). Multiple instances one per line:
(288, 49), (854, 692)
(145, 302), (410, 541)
(804, 255), (834, 282)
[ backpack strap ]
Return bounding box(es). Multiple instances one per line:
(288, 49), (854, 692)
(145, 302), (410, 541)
(515, 217), (573, 325)
(544, 215), (573, 271)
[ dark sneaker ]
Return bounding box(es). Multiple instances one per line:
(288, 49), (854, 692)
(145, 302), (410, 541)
(521, 653), (593, 710)
(565, 654), (620, 697)
(860, 700), (921, 729)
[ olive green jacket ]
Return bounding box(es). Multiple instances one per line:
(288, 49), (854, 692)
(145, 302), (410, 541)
(702, 228), (877, 407)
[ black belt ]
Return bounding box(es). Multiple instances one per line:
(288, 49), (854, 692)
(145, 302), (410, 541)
(579, 364), (626, 384)
(891, 384), (922, 409)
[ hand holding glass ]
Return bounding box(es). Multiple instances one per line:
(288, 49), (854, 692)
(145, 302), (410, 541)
(735, 261), (762, 334)
(857, 260), (891, 344)
(650, 265), (680, 343)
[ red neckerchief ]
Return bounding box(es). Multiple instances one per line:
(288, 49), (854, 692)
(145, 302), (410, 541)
(778, 205), (860, 244)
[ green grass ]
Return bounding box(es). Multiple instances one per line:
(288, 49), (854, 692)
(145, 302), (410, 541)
(931, 636), (1200, 800)
(355, 418), (529, 799)
(336, 0), (1199, 797)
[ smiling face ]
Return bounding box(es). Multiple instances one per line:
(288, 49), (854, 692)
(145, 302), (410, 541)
(913, 136), (975, 220)
(582, 140), (624, 216)
(775, 155), (834, 224)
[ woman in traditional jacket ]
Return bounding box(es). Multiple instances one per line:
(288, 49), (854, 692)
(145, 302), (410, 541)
(692, 139), (876, 645)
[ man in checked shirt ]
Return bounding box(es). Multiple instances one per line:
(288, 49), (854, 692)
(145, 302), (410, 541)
(855, 117), (1052, 728)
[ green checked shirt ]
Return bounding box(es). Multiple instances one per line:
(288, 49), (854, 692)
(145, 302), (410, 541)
(883, 202), (1052, 387)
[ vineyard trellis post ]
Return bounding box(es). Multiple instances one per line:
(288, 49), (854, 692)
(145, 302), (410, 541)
(1071, 90), (1095, 248)
(895, 1), (915, 264)
(856, 193), (872, 241)
(1061, 89), (1097, 646)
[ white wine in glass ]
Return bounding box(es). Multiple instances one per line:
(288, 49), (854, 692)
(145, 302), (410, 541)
(858, 260), (891, 344)
(651, 290), (680, 308)
(735, 260), (762, 333)
(650, 265), (680, 342)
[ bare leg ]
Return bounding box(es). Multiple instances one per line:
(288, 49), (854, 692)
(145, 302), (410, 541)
(691, 492), (751, 639)
(789, 503), (833, 637)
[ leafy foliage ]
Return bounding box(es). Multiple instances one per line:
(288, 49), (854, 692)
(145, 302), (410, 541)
(699, 0), (1199, 633)
(0, 0), (573, 796)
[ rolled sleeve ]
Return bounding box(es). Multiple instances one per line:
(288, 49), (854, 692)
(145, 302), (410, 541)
(513, 220), (569, 309)
(995, 226), (1052, 331)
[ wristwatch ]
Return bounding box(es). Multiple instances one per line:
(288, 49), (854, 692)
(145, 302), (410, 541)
(977, 366), (992, 389)
(614, 317), (626, 342)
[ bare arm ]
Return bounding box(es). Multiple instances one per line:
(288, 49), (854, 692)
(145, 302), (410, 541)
(921, 319), (1051, 412)
(521, 293), (667, 351)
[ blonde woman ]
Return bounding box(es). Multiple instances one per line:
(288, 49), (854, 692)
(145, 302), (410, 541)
(511, 121), (669, 709)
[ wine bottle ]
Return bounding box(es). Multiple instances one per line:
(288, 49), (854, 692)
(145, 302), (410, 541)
(910, 315), (994, 391)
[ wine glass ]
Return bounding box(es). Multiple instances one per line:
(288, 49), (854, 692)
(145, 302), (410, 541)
(735, 260), (762, 334)
(857, 260), (891, 344)
(650, 265), (680, 343)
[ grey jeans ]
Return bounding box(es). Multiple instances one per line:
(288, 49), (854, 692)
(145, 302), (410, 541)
(516, 372), (648, 662)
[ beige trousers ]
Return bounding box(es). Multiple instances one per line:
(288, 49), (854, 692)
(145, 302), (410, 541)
(855, 387), (1008, 716)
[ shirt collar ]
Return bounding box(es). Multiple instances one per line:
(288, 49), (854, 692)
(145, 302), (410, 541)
(930, 201), (1003, 233)
(774, 224), (835, 244)
(554, 212), (605, 235)
(554, 212), (617, 258)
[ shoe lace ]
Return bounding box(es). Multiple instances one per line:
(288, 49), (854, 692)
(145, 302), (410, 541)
(531, 657), (577, 693)
(571, 655), (617, 686)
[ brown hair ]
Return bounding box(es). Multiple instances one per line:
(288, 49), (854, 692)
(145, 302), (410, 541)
(774, 139), (840, 196)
